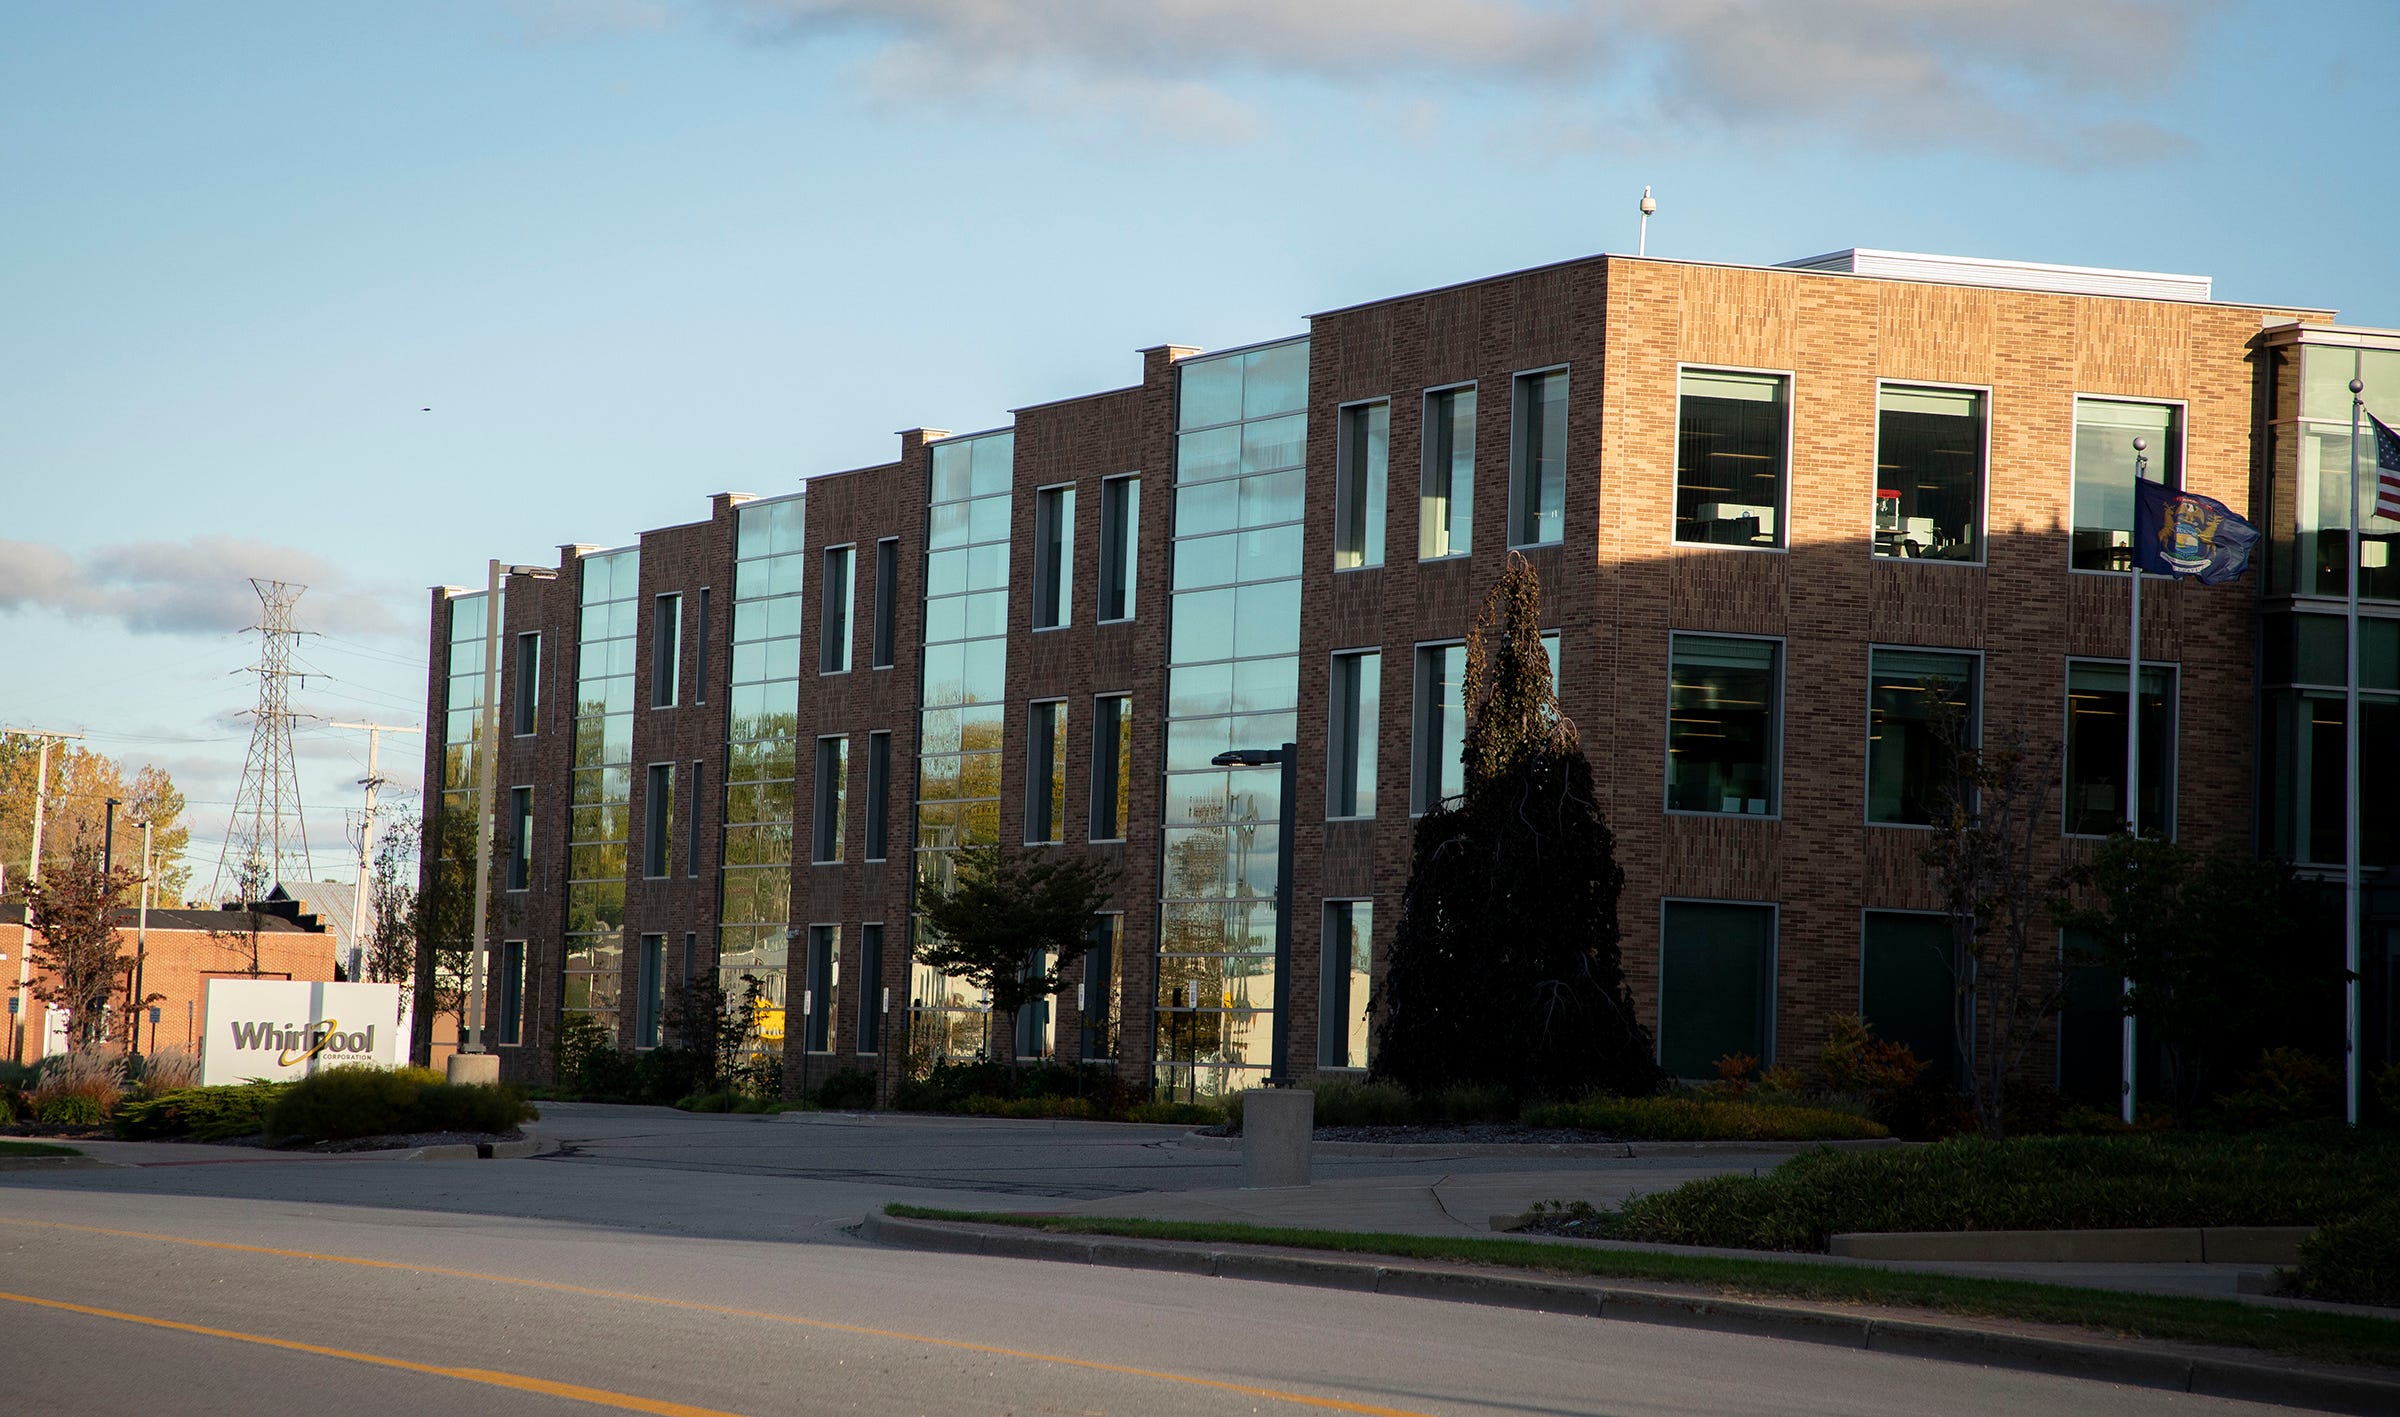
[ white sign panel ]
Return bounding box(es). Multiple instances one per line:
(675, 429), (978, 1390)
(201, 980), (413, 1086)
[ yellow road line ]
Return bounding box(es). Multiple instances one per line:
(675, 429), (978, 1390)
(0, 1288), (745, 1417)
(0, 1218), (1436, 1417)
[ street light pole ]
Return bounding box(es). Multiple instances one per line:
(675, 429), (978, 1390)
(1213, 742), (1299, 1087)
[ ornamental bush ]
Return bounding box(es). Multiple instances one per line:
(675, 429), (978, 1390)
(2292, 1197), (2400, 1306)
(264, 1064), (533, 1142)
(115, 1081), (288, 1140)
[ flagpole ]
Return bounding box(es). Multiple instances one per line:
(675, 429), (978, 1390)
(2123, 435), (2147, 1126)
(2347, 376), (2365, 1129)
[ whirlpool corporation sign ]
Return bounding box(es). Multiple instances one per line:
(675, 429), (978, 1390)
(200, 980), (414, 1086)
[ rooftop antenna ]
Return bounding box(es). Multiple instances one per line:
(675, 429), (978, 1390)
(1638, 186), (1657, 257)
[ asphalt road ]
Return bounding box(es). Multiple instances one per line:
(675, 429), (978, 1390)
(0, 1106), (2306, 1416)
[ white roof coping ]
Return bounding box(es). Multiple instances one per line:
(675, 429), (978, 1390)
(1779, 248), (2212, 303)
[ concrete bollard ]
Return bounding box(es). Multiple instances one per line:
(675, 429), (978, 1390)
(446, 1053), (500, 1086)
(1239, 1087), (1313, 1189)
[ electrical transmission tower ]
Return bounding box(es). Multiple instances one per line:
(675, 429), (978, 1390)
(213, 579), (316, 903)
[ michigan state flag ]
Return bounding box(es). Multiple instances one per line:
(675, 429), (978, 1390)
(2133, 479), (2259, 585)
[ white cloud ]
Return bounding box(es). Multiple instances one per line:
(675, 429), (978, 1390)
(0, 536), (410, 640)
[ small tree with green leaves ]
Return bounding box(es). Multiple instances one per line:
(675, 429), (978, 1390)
(1375, 554), (1662, 1101)
(914, 842), (1120, 1067)
(25, 841), (140, 1050)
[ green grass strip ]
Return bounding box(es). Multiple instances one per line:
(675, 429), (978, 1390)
(0, 1140), (81, 1158)
(884, 1204), (2400, 1370)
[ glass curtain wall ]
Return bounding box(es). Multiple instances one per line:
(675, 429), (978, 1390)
(1159, 338), (1307, 1100)
(2269, 345), (2400, 598)
(2261, 611), (2400, 866)
(568, 549), (639, 1040)
(722, 495), (805, 1055)
(914, 431), (1014, 1058)
(440, 592), (494, 1045)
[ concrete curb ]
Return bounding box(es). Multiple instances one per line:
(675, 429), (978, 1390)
(1830, 1226), (2314, 1265)
(0, 1153), (107, 1172)
(1179, 1130), (1904, 1159)
(395, 1135), (557, 1162)
(860, 1213), (2400, 1417)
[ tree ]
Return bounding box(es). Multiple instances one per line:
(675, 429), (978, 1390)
(407, 807), (480, 1065)
(24, 841), (139, 1049)
(914, 842), (1120, 1064)
(0, 739), (189, 905)
(1922, 705), (2063, 1140)
(363, 816), (420, 985)
(2055, 832), (2334, 1121)
(1375, 554), (1662, 1101)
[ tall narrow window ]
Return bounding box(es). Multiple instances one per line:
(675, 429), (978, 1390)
(507, 786), (532, 890)
(813, 736), (847, 862)
(1089, 694), (1130, 841)
(2072, 399), (2182, 571)
(687, 761), (704, 875)
(1861, 912), (1959, 1083)
(499, 940), (526, 1046)
(820, 546), (854, 673)
(864, 731), (890, 861)
(2065, 661), (2177, 836)
(1320, 900), (1372, 1069)
(1874, 386), (1985, 561)
(643, 763), (674, 877)
(857, 923), (884, 1054)
(651, 593), (681, 708)
(1099, 474), (1138, 621)
(1329, 650), (1380, 818)
(1659, 900), (1775, 1077)
(1666, 635), (1780, 816)
(1080, 915), (1122, 1062)
(805, 925), (838, 1053)
(1015, 946), (1053, 1059)
(1510, 370), (1567, 547)
(636, 934), (665, 1049)
(1026, 700), (1066, 844)
(1335, 401), (1389, 569)
(513, 633), (541, 735)
(1033, 487), (1075, 630)
(694, 588), (709, 704)
(1867, 649), (1977, 825)
(1421, 386), (1475, 559)
(871, 538), (898, 668)
(1411, 642), (1467, 814)
(1676, 369), (1787, 548)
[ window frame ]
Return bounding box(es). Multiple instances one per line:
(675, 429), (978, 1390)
(1088, 692), (1131, 843)
(804, 922), (839, 1054)
(513, 632), (541, 736)
(651, 593), (681, 709)
(642, 762), (673, 879)
(1861, 644), (1984, 831)
(872, 538), (899, 669)
(1656, 896), (1779, 1077)
(2061, 655), (2181, 839)
(1409, 638), (1467, 817)
(1327, 646), (1381, 821)
(498, 939), (527, 1047)
(1662, 630), (1786, 821)
(1419, 381), (1477, 563)
(856, 921), (885, 1055)
(1507, 365), (1570, 550)
(1333, 397), (1390, 572)
(1025, 697), (1068, 845)
(1857, 906), (1961, 1082)
(2067, 392), (2191, 577)
(694, 588), (709, 704)
(812, 735), (848, 864)
(635, 933), (666, 1050)
(864, 730), (891, 863)
(1098, 473), (1139, 623)
(1672, 363), (1795, 554)
(687, 759), (704, 876)
(507, 784), (533, 891)
(1032, 482), (1075, 632)
(819, 544), (855, 674)
(1318, 897), (1373, 1071)
(1869, 379), (1992, 568)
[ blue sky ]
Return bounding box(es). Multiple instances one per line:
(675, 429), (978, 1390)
(3, 0), (2396, 893)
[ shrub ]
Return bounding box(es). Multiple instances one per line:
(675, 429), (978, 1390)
(1310, 1081), (1419, 1127)
(37, 1094), (105, 1125)
(1126, 1100), (1223, 1126)
(264, 1065), (534, 1142)
(115, 1082), (288, 1140)
(32, 1048), (129, 1118)
(958, 1094), (1093, 1119)
(1522, 1096), (1888, 1142)
(2291, 1197), (2400, 1306)
(136, 1046), (202, 1094)
(2211, 1048), (2342, 1132)
(812, 1069), (878, 1110)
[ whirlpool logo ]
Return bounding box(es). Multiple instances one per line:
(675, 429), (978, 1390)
(226, 1019), (376, 1067)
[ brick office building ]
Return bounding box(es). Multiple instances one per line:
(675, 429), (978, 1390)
(421, 246), (2400, 1102)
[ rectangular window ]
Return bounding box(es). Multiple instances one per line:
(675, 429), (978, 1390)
(1666, 635), (1780, 816)
(694, 588), (709, 703)
(2072, 399), (2181, 572)
(1335, 400), (1389, 570)
(1099, 474), (1138, 621)
(1015, 946), (1054, 1060)
(1411, 642), (1468, 814)
(805, 924), (838, 1053)
(813, 736), (847, 862)
(1660, 900), (1775, 1078)
(1861, 911), (1958, 1084)
(1676, 369), (1787, 549)
(1329, 650), (1380, 818)
(1320, 900), (1372, 1069)
(687, 761), (704, 876)
(651, 593), (681, 708)
(2065, 661), (2176, 836)
(1873, 385), (1985, 562)
(1026, 700), (1066, 844)
(507, 786), (532, 891)
(1089, 694), (1130, 841)
(643, 763), (673, 878)
(820, 546), (854, 673)
(865, 731), (890, 861)
(872, 538), (898, 668)
(636, 934), (665, 1049)
(1867, 649), (1978, 826)
(499, 940), (526, 1047)
(1034, 486), (1075, 630)
(1510, 370), (1567, 547)
(513, 633), (541, 735)
(857, 923), (884, 1055)
(1079, 914), (1122, 1062)
(1421, 386), (1475, 559)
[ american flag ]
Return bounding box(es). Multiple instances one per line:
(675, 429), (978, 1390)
(2374, 411), (2400, 523)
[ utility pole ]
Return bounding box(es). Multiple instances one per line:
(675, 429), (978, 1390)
(5, 727), (83, 1065)
(332, 721), (421, 983)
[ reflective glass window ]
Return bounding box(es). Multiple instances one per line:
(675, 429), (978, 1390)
(1676, 370), (1785, 549)
(1411, 643), (1466, 814)
(1511, 370), (1567, 547)
(1874, 386), (1983, 561)
(1335, 401), (1388, 570)
(2063, 661), (2175, 836)
(1319, 900), (1372, 1069)
(1867, 649), (1977, 826)
(1329, 650), (1379, 818)
(2071, 399), (2179, 572)
(1660, 901), (1774, 1078)
(1421, 386), (1475, 559)
(1666, 635), (1779, 816)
